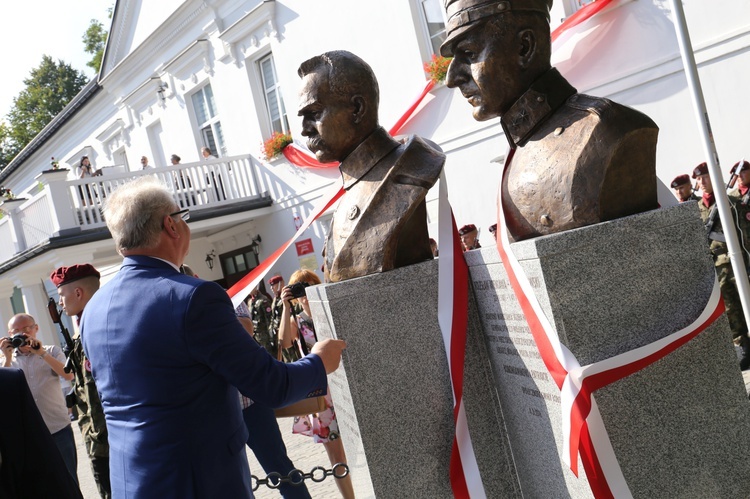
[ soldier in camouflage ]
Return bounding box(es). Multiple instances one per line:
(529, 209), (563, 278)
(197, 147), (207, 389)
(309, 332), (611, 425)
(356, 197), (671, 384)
(671, 174), (700, 203)
(693, 163), (750, 370)
(51, 264), (111, 498)
(248, 280), (276, 357)
(728, 160), (750, 267)
(269, 274), (301, 362)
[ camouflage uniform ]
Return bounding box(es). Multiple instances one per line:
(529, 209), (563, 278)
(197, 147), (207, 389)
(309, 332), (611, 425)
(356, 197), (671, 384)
(249, 294), (276, 357)
(71, 336), (111, 498)
(270, 296), (302, 362)
(728, 187), (750, 267)
(698, 199), (749, 344)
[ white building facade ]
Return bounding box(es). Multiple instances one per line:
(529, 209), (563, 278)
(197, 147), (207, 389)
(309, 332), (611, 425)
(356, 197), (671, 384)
(1, 0), (749, 343)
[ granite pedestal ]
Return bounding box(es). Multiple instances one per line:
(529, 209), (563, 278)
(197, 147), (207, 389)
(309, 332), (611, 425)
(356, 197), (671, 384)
(465, 201), (750, 497)
(308, 202), (750, 498)
(307, 260), (520, 498)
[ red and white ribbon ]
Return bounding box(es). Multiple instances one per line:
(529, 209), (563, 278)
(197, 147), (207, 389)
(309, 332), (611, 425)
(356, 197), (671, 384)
(229, 79), (440, 305)
(496, 149), (723, 498)
(226, 182), (344, 308)
(551, 0), (615, 43)
(437, 171), (485, 499)
(227, 167), (482, 498)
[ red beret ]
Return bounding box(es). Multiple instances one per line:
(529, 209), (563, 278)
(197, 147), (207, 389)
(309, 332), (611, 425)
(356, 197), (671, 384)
(488, 224), (497, 234)
(670, 174), (691, 188)
(692, 162), (708, 179)
(50, 264), (100, 287)
(458, 224), (477, 235)
(268, 275), (283, 285)
(732, 160), (750, 174)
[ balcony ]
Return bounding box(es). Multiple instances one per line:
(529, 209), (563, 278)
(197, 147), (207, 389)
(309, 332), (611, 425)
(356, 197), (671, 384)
(0, 154), (273, 266)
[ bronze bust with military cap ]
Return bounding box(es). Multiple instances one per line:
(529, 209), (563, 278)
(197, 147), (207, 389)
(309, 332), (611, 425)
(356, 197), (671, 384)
(297, 50), (445, 282)
(441, 0), (659, 241)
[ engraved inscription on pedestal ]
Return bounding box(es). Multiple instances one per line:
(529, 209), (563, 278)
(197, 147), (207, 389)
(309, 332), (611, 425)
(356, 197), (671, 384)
(470, 268), (593, 499)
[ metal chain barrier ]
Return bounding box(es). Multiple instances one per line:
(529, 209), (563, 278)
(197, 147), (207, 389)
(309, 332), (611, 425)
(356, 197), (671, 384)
(251, 463), (349, 491)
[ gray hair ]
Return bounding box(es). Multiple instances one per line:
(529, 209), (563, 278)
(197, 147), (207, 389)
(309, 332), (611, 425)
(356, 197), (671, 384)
(104, 176), (177, 254)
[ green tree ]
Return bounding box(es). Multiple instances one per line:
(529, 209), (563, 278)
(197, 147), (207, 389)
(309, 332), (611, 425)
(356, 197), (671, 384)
(83, 19), (108, 73)
(0, 56), (87, 169)
(0, 122), (13, 169)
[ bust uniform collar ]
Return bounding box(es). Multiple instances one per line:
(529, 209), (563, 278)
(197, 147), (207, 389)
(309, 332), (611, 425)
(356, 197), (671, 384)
(500, 67), (577, 149)
(339, 127), (400, 191)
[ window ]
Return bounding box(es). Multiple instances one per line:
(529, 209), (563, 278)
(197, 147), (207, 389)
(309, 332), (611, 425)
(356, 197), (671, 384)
(258, 54), (290, 134)
(191, 84), (227, 156)
(420, 0), (447, 55)
(220, 245), (261, 287)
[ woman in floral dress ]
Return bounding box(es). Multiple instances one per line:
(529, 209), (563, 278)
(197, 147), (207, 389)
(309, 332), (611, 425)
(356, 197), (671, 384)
(278, 269), (354, 499)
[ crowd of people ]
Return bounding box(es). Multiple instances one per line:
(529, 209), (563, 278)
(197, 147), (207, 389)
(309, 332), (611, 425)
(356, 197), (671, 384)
(671, 160), (750, 370)
(1, 177), (346, 499)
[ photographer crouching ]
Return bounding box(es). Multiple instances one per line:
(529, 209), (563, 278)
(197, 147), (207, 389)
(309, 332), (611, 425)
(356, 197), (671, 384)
(1, 313), (79, 484)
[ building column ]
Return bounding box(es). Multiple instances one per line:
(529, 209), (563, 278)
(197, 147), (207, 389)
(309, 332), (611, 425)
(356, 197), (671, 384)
(0, 282), (15, 330)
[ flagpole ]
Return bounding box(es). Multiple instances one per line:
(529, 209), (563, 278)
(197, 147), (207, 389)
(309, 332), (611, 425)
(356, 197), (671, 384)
(669, 0), (750, 328)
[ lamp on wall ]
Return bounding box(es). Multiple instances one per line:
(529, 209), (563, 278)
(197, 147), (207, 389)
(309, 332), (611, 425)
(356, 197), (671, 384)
(205, 250), (216, 270)
(250, 235), (262, 256)
(157, 82), (169, 103)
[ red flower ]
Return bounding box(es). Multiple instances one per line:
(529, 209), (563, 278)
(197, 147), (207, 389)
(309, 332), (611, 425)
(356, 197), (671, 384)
(423, 54), (452, 85)
(261, 131), (293, 161)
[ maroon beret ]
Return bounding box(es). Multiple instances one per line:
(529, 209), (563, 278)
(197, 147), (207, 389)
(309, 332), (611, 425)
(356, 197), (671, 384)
(458, 224), (477, 235)
(670, 174), (691, 188)
(268, 275), (283, 285)
(692, 162), (708, 179)
(488, 223), (497, 234)
(732, 160), (750, 174)
(50, 264), (100, 287)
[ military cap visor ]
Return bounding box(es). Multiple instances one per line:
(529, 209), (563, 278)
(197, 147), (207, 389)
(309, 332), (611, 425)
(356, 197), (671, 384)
(440, 0), (552, 57)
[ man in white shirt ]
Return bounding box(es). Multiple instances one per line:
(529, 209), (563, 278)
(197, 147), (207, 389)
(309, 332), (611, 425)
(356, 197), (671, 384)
(1, 313), (78, 483)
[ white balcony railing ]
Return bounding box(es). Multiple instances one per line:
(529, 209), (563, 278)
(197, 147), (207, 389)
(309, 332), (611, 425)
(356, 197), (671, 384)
(0, 154), (270, 258)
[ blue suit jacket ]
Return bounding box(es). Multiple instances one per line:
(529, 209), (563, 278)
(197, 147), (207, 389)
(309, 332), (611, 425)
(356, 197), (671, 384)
(81, 256), (327, 498)
(0, 368), (83, 499)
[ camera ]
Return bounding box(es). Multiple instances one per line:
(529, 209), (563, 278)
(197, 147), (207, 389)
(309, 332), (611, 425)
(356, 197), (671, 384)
(288, 282), (310, 299)
(9, 333), (28, 348)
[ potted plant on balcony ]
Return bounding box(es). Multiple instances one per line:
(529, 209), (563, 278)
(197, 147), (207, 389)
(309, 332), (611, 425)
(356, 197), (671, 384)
(261, 131), (293, 162)
(423, 54), (452, 85)
(0, 187), (26, 212)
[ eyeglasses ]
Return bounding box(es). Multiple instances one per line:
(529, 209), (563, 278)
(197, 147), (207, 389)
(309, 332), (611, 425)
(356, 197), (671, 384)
(9, 324), (36, 335)
(169, 209), (190, 222)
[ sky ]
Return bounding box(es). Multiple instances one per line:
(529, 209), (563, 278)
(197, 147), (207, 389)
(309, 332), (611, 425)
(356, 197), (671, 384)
(0, 1), (113, 119)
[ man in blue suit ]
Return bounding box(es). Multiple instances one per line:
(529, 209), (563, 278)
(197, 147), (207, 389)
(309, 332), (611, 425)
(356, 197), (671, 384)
(81, 176), (346, 499)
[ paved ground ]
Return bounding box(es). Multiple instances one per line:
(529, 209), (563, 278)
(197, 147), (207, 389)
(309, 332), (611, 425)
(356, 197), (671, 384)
(73, 417), (341, 498)
(72, 371), (750, 498)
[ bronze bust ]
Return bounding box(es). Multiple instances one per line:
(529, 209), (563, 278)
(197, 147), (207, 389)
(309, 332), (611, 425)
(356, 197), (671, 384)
(297, 51), (445, 282)
(441, 0), (659, 241)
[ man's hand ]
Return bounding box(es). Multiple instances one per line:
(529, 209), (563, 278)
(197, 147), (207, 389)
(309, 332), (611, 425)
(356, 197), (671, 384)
(0, 337), (13, 367)
(310, 338), (347, 374)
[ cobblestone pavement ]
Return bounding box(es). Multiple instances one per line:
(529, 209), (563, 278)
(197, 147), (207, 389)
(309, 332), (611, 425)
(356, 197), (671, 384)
(73, 417), (341, 498)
